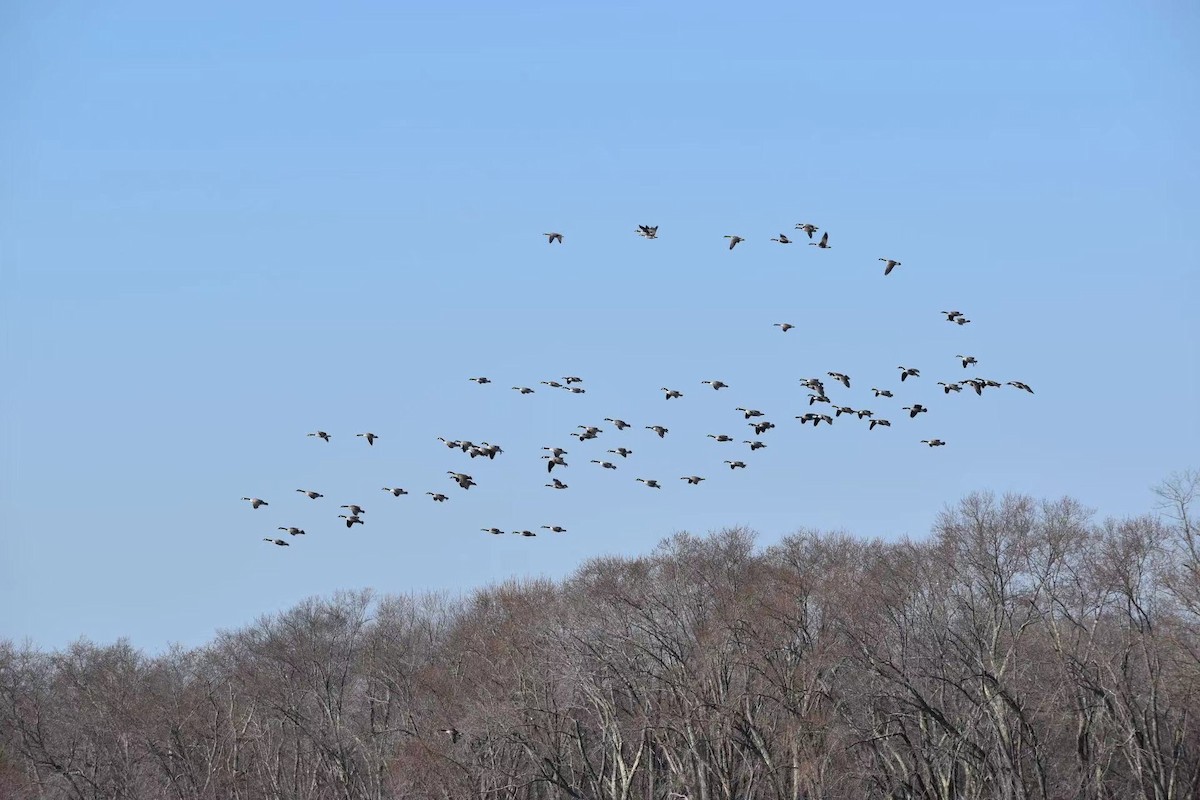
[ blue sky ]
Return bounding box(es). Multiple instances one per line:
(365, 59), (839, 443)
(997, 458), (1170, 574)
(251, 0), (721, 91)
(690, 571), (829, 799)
(2, 1), (1197, 651)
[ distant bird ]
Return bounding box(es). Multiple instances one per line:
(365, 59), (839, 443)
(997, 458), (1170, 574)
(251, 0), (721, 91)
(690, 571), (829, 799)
(921, 439), (946, 447)
(869, 419), (891, 430)
(591, 459), (618, 470)
(750, 421), (775, 435)
(800, 378), (826, 393)
(337, 514), (364, 528)
(981, 378), (1002, 389)
(898, 366), (920, 382)
(440, 728), (462, 744)
(774, 322), (795, 332)
(794, 223), (819, 239)
(855, 409), (874, 419)
(724, 235), (745, 250)
(662, 387), (684, 400)
(646, 425), (668, 438)
(513, 530), (537, 537)
(356, 432), (379, 446)
(771, 233), (792, 244)
(636, 478), (662, 488)
(447, 472), (476, 490)
(546, 478), (568, 490)
(481, 527), (505, 536)
(725, 460), (747, 470)
(277, 527), (305, 536)
(543, 232), (564, 244)
(957, 355), (978, 368)
(512, 386), (535, 394)
(541, 525), (567, 533)
(871, 388), (894, 398)
(736, 407), (764, 419)
(307, 431), (331, 442)
(263, 538), (290, 547)
(796, 413), (833, 427)
(563, 376), (584, 384)
(938, 382), (963, 394)
(964, 379), (985, 395)
(437, 437), (461, 449)
(382, 487), (408, 496)
(707, 434), (734, 442)
(608, 447), (633, 458)
(955, 317), (971, 326)
(701, 380), (728, 390)
(744, 440), (767, 451)
(567, 386), (586, 394)
(543, 446), (568, 457)
(571, 431), (598, 442)
(604, 418), (631, 430)
(827, 372), (851, 389)
(541, 380), (564, 388)
(942, 311), (964, 321)
(340, 504), (366, 516)
(903, 404), (928, 418)
(543, 454), (568, 472)
(1007, 381), (1035, 394)
(241, 497), (269, 509)
(834, 406), (856, 418)
(635, 224), (659, 239)
(426, 492), (449, 503)
(879, 258), (901, 276)
(809, 231), (831, 249)
(469, 377), (491, 384)
(578, 425), (603, 436)
(808, 393), (831, 405)
(681, 476), (706, 485)
(296, 489), (323, 500)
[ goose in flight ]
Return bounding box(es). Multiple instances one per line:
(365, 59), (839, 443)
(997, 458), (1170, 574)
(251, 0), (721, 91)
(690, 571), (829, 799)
(608, 447), (633, 458)
(955, 317), (971, 326)
(338, 514), (364, 528)
(724, 460), (747, 470)
(903, 404), (928, 418)
(938, 382), (963, 394)
(774, 322), (795, 332)
(543, 446), (568, 457)
(957, 355), (978, 368)
(827, 372), (851, 389)
(808, 393), (831, 405)
(277, 527), (305, 536)
(707, 434), (734, 442)
(340, 504), (366, 516)
(921, 439), (946, 447)
(241, 497), (269, 509)
(382, 487), (408, 496)
(701, 380), (728, 390)
(512, 386), (535, 394)
(750, 421), (775, 435)
(571, 430), (599, 442)
(513, 529), (537, 537)
(869, 418), (891, 430)
(543, 232), (563, 244)
(646, 425), (669, 438)
(591, 459), (618, 470)
(567, 386), (586, 394)
(964, 379), (985, 395)
(898, 366), (920, 382)
(809, 231), (831, 249)
(744, 440), (767, 451)
(543, 454), (568, 472)
(636, 478), (662, 488)
(794, 223), (819, 238)
(635, 224), (659, 239)
(800, 377), (825, 393)
(541, 380), (564, 388)
(1007, 381), (1035, 394)
(447, 472), (476, 490)
(942, 311), (964, 321)
(426, 492), (449, 502)
(356, 432), (379, 445)
(855, 409), (874, 419)
(724, 235), (745, 250)
(681, 476), (706, 485)
(878, 258), (901, 276)
(771, 233), (792, 244)
(736, 407), (764, 419)
(481, 527), (505, 536)
(834, 406), (857, 418)
(796, 413), (833, 427)
(541, 525), (567, 533)
(437, 437), (462, 449)
(263, 538), (290, 546)
(871, 388), (893, 398)
(296, 489), (323, 500)
(662, 387), (684, 400)
(469, 376), (491, 384)
(545, 478), (568, 489)
(563, 376), (584, 384)
(578, 425), (603, 436)
(604, 418), (631, 430)
(307, 431), (331, 442)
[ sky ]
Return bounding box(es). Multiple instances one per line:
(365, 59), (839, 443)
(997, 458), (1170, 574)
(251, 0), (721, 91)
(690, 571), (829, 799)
(1, 1), (1197, 652)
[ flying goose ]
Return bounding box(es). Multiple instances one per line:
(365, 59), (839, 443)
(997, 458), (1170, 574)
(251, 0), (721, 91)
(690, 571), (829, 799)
(426, 492), (449, 502)
(543, 232), (563, 244)
(1007, 381), (1035, 394)
(794, 223), (819, 238)
(608, 447), (633, 458)
(855, 409), (874, 419)
(744, 440), (767, 451)
(981, 378), (1002, 388)
(340, 504), (366, 515)
(955, 317), (972, 326)
(263, 538), (290, 546)
(964, 379), (985, 395)
(563, 376), (584, 384)
(938, 382), (963, 394)
(512, 386), (535, 394)
(681, 476), (706, 485)
(447, 472), (476, 490)
(661, 387), (684, 400)
(795, 413), (833, 427)
(771, 233), (792, 244)
(871, 388), (894, 398)
(513, 529), (537, 537)
(903, 404), (928, 418)
(869, 418), (891, 430)
(295, 489), (323, 500)
(707, 434), (734, 442)
(942, 311), (963, 321)
(898, 366), (920, 381)
(277, 527), (305, 536)
(809, 231), (831, 249)
(701, 380), (728, 390)
(834, 406), (856, 417)
(724, 460), (747, 470)
(541, 525), (567, 533)
(724, 235), (745, 250)
(591, 459), (618, 470)
(468, 377), (491, 384)
(604, 418), (631, 430)
(567, 386), (586, 394)
(307, 431), (331, 442)
(921, 439), (946, 447)
(635, 224), (659, 239)
(437, 437), (462, 449)
(546, 478), (568, 489)
(646, 425), (668, 438)
(957, 355), (978, 368)
(571, 431), (598, 442)
(481, 527), (505, 536)
(800, 377), (826, 392)
(542, 454), (568, 472)
(542, 446), (568, 457)
(541, 380), (564, 388)
(241, 497), (269, 509)
(750, 421), (776, 435)
(337, 514), (364, 528)
(578, 425), (602, 435)
(774, 322), (795, 332)
(356, 432), (379, 445)
(808, 393), (831, 405)
(827, 372), (851, 389)
(879, 258), (901, 276)
(382, 487), (408, 496)
(636, 478), (662, 488)
(736, 407), (764, 419)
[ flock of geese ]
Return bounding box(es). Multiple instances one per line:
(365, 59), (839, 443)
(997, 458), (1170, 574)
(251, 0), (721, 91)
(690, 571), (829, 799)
(246, 222), (1036, 547)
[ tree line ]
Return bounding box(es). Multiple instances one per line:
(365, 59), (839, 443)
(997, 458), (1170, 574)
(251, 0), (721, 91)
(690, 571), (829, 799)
(2, 473), (1198, 800)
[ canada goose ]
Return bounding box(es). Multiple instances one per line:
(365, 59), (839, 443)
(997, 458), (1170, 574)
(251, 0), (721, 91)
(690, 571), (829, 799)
(307, 431), (331, 442)
(724, 235), (745, 250)
(542, 446), (568, 457)
(541, 380), (564, 388)
(827, 372), (850, 389)
(834, 406), (856, 417)
(440, 728), (462, 744)
(879, 258), (901, 276)
(356, 432), (379, 445)
(736, 407), (764, 419)
(661, 387), (684, 400)
(903, 404), (928, 418)
(636, 478), (662, 488)
(794, 223), (819, 238)
(277, 527), (305, 536)
(809, 231), (830, 249)
(808, 393), (831, 405)
(340, 504), (366, 516)
(701, 380), (728, 390)
(563, 376), (584, 384)
(744, 440), (767, 451)
(426, 492), (449, 502)
(774, 322), (795, 332)
(604, 418), (631, 430)
(567, 386), (586, 394)
(771, 233), (792, 244)
(337, 514), (364, 528)
(871, 388), (894, 398)
(957, 355), (978, 368)
(981, 378), (1002, 388)
(546, 478), (568, 489)
(543, 232), (563, 244)
(473, 443), (504, 459)
(707, 434), (734, 442)
(514, 530), (537, 537)
(635, 224), (659, 239)
(296, 489), (323, 500)
(263, 538), (290, 547)
(855, 409), (874, 419)
(964, 379), (985, 395)
(591, 459), (618, 470)
(938, 382), (963, 394)
(447, 472), (476, 490)
(921, 439), (946, 447)
(800, 377), (826, 393)
(750, 421), (775, 435)
(469, 377), (491, 384)
(725, 460), (747, 470)
(869, 419), (892, 430)
(1007, 381), (1035, 394)
(241, 497), (269, 509)
(681, 476), (706, 485)
(512, 386), (535, 394)
(456, 440), (475, 452)
(571, 431), (598, 442)
(542, 454), (568, 472)
(646, 425), (668, 438)
(382, 487), (408, 496)
(955, 317), (971, 325)
(577, 425), (602, 435)
(942, 311), (963, 321)
(898, 366), (920, 381)
(437, 437), (462, 449)
(541, 525), (567, 533)
(481, 527), (505, 536)
(608, 447), (633, 458)
(796, 413), (833, 427)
